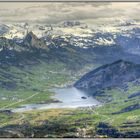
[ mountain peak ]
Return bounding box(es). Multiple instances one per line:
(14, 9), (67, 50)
(23, 31), (47, 49)
(24, 31), (38, 41)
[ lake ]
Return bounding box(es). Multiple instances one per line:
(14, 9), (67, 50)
(12, 87), (101, 112)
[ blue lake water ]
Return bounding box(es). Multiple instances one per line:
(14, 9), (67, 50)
(12, 87), (101, 112)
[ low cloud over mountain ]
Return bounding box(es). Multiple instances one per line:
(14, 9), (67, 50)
(0, 2), (139, 25)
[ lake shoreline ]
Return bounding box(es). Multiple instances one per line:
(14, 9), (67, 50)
(10, 87), (101, 113)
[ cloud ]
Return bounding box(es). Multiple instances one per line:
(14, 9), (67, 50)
(0, 2), (139, 24)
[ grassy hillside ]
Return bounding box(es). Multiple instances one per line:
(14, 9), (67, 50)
(0, 77), (139, 138)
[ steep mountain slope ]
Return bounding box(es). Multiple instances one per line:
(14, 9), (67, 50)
(74, 60), (140, 94)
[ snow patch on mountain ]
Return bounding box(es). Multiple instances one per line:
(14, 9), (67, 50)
(95, 37), (115, 46)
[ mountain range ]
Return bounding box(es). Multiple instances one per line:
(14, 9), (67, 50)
(1, 20), (140, 91)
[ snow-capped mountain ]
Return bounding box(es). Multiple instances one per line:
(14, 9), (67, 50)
(1, 19), (140, 75)
(1, 19), (140, 56)
(0, 21), (91, 39)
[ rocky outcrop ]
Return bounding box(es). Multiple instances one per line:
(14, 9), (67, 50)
(23, 32), (48, 50)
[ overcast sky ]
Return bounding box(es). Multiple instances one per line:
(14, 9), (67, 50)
(0, 2), (139, 24)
